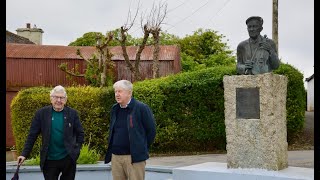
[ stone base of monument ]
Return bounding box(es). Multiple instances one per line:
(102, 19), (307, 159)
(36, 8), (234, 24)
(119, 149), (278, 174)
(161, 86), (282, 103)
(223, 73), (289, 170)
(172, 162), (314, 180)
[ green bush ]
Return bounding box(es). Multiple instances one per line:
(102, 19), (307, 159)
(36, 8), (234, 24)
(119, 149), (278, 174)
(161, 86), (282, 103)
(135, 66), (236, 152)
(24, 154), (40, 166)
(77, 143), (100, 164)
(11, 64), (306, 156)
(274, 63), (306, 142)
(11, 87), (50, 158)
(23, 144), (100, 165)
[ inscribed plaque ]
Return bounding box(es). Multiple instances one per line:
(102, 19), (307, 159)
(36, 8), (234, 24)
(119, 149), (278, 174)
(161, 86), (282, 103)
(236, 88), (260, 119)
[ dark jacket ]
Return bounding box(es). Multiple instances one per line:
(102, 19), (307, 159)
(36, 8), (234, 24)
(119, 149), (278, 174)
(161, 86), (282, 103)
(21, 105), (84, 170)
(105, 98), (156, 164)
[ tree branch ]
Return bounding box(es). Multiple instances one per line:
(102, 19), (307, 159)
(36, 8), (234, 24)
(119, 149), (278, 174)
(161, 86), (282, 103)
(120, 26), (135, 72)
(76, 49), (93, 66)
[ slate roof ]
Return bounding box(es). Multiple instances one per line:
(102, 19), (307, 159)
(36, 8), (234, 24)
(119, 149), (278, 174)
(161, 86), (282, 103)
(6, 30), (35, 44)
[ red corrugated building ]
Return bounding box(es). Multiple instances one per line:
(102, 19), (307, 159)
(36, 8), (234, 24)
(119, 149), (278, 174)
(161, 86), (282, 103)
(6, 43), (181, 146)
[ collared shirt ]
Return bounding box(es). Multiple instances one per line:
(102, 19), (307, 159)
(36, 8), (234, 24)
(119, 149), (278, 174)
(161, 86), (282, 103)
(120, 98), (132, 108)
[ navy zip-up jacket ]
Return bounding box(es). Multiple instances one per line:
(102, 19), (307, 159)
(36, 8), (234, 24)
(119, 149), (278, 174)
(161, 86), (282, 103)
(105, 98), (156, 164)
(21, 105), (84, 170)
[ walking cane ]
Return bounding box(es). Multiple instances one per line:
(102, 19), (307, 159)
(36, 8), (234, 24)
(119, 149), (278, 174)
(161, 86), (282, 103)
(11, 160), (21, 180)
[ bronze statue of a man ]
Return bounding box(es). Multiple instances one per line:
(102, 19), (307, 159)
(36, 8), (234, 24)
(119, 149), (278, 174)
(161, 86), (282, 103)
(236, 16), (280, 75)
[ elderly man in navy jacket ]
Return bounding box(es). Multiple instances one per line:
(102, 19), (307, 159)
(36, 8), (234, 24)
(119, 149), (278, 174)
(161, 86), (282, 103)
(17, 85), (84, 180)
(105, 80), (156, 180)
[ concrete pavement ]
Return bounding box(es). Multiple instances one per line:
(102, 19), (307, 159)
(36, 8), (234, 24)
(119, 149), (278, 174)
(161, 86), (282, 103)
(146, 150), (314, 168)
(6, 150), (314, 169)
(7, 150), (313, 180)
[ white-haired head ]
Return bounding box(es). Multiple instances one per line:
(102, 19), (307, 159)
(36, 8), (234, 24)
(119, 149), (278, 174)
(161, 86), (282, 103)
(50, 85), (67, 111)
(113, 80), (133, 92)
(50, 85), (67, 98)
(113, 80), (133, 107)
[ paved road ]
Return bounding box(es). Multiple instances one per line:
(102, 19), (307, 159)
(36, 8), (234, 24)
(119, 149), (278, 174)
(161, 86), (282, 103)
(304, 111), (314, 145)
(305, 111), (314, 131)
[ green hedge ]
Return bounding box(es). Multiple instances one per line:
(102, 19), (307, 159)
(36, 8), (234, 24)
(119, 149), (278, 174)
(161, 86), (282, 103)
(274, 63), (306, 142)
(135, 66), (236, 152)
(11, 64), (305, 157)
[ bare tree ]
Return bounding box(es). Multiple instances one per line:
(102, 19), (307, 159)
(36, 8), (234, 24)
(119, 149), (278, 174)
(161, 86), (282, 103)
(116, 0), (149, 81)
(118, 25), (150, 81)
(117, 1), (167, 81)
(145, 2), (167, 78)
(59, 32), (114, 87)
(96, 32), (114, 87)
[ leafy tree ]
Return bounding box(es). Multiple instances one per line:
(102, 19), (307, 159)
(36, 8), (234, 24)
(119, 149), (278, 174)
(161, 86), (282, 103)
(180, 52), (206, 72)
(136, 29), (235, 72)
(68, 30), (137, 47)
(158, 31), (180, 45)
(178, 28), (235, 71)
(69, 32), (103, 46)
(133, 31), (180, 46)
(179, 29), (227, 60)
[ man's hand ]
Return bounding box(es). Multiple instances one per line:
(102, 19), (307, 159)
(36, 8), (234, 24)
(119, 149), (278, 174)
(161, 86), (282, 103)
(259, 41), (272, 53)
(245, 60), (253, 69)
(17, 156), (26, 166)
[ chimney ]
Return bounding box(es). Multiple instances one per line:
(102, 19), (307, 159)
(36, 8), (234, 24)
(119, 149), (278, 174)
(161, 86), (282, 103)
(16, 23), (44, 45)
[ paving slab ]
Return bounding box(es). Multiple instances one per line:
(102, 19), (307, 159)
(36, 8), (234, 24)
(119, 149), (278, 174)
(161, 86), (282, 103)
(146, 150), (314, 168)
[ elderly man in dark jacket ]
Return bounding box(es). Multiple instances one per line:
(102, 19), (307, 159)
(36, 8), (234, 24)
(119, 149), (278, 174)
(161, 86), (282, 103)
(105, 80), (156, 180)
(17, 85), (84, 180)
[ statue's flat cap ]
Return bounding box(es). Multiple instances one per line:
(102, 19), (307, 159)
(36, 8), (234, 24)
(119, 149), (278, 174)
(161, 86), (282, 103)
(246, 16), (263, 25)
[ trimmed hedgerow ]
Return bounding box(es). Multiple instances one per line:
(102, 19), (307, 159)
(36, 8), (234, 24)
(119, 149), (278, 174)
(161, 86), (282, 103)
(11, 64), (305, 156)
(274, 63), (306, 142)
(11, 87), (51, 158)
(134, 66), (236, 152)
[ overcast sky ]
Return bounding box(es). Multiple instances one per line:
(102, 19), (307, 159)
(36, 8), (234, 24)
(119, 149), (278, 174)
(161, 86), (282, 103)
(6, 0), (314, 88)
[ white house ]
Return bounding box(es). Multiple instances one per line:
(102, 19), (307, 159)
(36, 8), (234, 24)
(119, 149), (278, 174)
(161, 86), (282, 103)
(305, 74), (314, 111)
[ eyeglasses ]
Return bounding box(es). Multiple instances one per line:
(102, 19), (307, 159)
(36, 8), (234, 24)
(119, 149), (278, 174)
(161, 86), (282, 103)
(51, 96), (66, 100)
